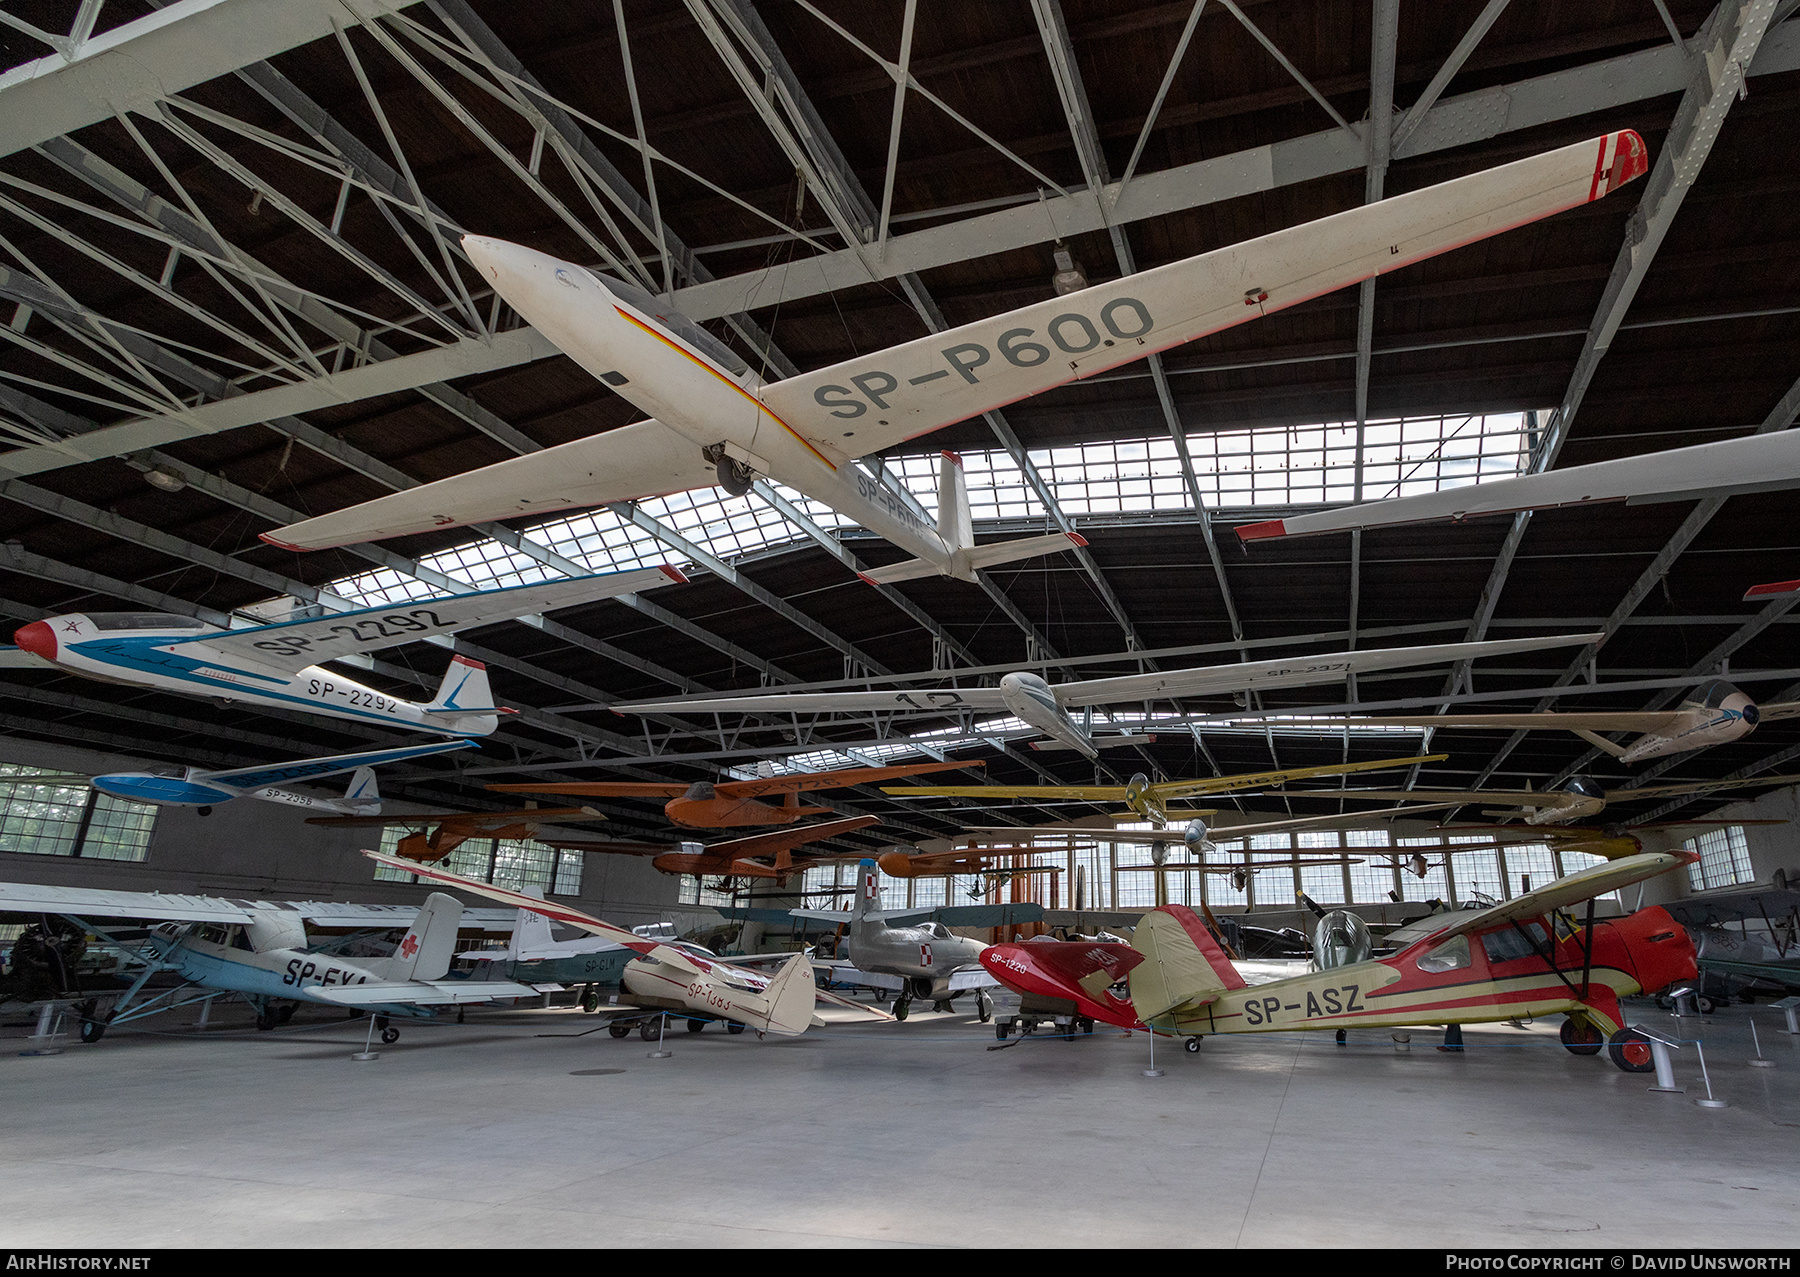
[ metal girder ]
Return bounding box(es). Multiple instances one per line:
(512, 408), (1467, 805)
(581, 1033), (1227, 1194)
(0, 0), (421, 158)
(1390, 0), (1512, 154)
(674, 20), (1800, 320)
(1351, 0), (1399, 495)
(7, 19), (1797, 483)
(0, 542), (229, 628)
(1435, 1), (1777, 793)
(1463, 370), (1800, 790)
(1626, 740), (1800, 825)
(1030, 0), (1243, 650)
(1528, 0), (1781, 474)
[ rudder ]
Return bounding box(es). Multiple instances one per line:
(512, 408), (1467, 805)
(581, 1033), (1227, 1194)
(1130, 904), (1247, 1021)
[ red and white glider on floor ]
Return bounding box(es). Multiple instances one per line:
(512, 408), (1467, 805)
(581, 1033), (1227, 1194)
(266, 133), (1648, 583)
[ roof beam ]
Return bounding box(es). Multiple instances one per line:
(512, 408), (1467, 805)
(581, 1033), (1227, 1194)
(0, 0), (421, 159)
(3, 19), (1798, 480)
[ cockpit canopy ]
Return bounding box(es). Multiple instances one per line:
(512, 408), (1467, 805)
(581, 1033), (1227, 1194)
(81, 612), (213, 632)
(591, 272), (751, 377)
(918, 921), (953, 939)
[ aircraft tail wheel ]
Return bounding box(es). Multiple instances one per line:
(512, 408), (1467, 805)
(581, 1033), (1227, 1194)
(255, 1005), (280, 1031)
(1559, 1016), (1605, 1056)
(893, 999), (909, 1022)
(1335, 1029), (1347, 1046)
(685, 1016), (706, 1033)
(276, 1003), (295, 1025)
(639, 1018), (663, 1042)
(380, 1027), (400, 1045)
(196, 806), (212, 817)
(995, 1022), (1008, 1041)
(608, 1021), (632, 1039)
(79, 1017), (106, 1044)
(1607, 1027), (1656, 1073)
(977, 992), (993, 1023)
(1183, 1036), (1201, 1054)
(1695, 995), (1718, 1015)
(1081, 1018), (1094, 1035)
(726, 1020), (746, 1035)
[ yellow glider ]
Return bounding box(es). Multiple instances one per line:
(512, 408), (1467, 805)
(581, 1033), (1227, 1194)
(882, 754), (1446, 824)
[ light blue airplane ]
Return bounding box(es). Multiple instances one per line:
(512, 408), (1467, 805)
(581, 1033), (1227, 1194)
(86, 738), (475, 816)
(1, 565), (686, 736)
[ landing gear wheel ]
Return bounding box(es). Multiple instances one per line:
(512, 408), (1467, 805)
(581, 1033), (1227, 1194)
(639, 1018), (663, 1042)
(725, 1020), (746, 1035)
(893, 998), (910, 1022)
(380, 1028), (400, 1045)
(196, 806), (212, 817)
(1559, 1017), (1604, 1056)
(608, 1021), (632, 1039)
(1607, 1027), (1656, 1073)
(1335, 1029), (1347, 1046)
(976, 992), (993, 1024)
(1081, 1018), (1095, 1035)
(276, 1003), (295, 1025)
(1695, 995), (1718, 1015)
(1183, 1036), (1202, 1054)
(995, 1022), (1009, 1041)
(715, 455), (755, 496)
(685, 1016), (706, 1034)
(255, 1005), (280, 1031)
(79, 1016), (106, 1043)
(581, 987), (601, 1013)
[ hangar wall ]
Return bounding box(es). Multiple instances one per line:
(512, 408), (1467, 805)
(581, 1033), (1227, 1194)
(0, 735), (686, 925)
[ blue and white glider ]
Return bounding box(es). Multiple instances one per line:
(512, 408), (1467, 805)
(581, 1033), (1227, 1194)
(3, 565), (686, 735)
(88, 738), (475, 815)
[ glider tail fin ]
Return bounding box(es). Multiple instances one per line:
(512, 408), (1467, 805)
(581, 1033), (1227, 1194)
(420, 655), (501, 736)
(858, 452), (1088, 585)
(341, 766), (380, 814)
(1130, 904), (1248, 1022)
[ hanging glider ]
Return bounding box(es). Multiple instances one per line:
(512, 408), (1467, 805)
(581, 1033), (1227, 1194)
(266, 132), (1648, 584)
(5, 566), (686, 736)
(307, 804), (608, 862)
(1235, 428), (1800, 543)
(488, 758), (978, 828)
(1323, 680), (1800, 764)
(87, 739), (475, 814)
(883, 756), (1445, 824)
(1287, 772), (1800, 827)
(613, 634), (1601, 758)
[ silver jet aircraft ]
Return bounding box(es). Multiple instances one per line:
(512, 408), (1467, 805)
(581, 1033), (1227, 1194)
(796, 859), (998, 1022)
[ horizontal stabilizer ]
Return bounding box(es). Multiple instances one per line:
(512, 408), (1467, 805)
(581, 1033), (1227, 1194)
(310, 979), (539, 1006)
(859, 532), (1086, 586)
(1030, 733), (1155, 752)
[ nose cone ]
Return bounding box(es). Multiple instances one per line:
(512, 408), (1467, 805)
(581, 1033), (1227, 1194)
(460, 234), (543, 290)
(14, 620), (56, 662)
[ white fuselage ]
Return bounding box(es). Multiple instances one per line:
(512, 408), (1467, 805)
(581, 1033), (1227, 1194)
(618, 944), (816, 1033)
(20, 612), (492, 736)
(1619, 689), (1761, 763)
(463, 239), (955, 567)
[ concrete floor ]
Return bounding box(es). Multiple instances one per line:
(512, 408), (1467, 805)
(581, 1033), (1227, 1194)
(3, 996), (1798, 1248)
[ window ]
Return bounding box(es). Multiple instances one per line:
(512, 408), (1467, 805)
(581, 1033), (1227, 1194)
(1417, 934), (1471, 973)
(1480, 923), (1548, 965)
(1504, 844), (1558, 899)
(0, 766), (155, 862)
(1346, 829), (1399, 903)
(1685, 826), (1755, 891)
(372, 826), (581, 895)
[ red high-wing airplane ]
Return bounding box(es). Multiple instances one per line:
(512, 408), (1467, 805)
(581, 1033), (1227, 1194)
(981, 852), (1698, 1072)
(488, 759), (977, 829)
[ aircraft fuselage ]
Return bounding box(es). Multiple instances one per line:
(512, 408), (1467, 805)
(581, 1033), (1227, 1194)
(15, 612), (493, 736)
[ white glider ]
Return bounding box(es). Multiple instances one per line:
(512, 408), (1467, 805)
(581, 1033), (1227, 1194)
(1236, 429), (1800, 543)
(613, 632), (1603, 758)
(266, 132), (1649, 582)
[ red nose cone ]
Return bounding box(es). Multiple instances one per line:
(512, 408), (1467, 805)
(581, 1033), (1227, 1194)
(14, 620), (56, 662)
